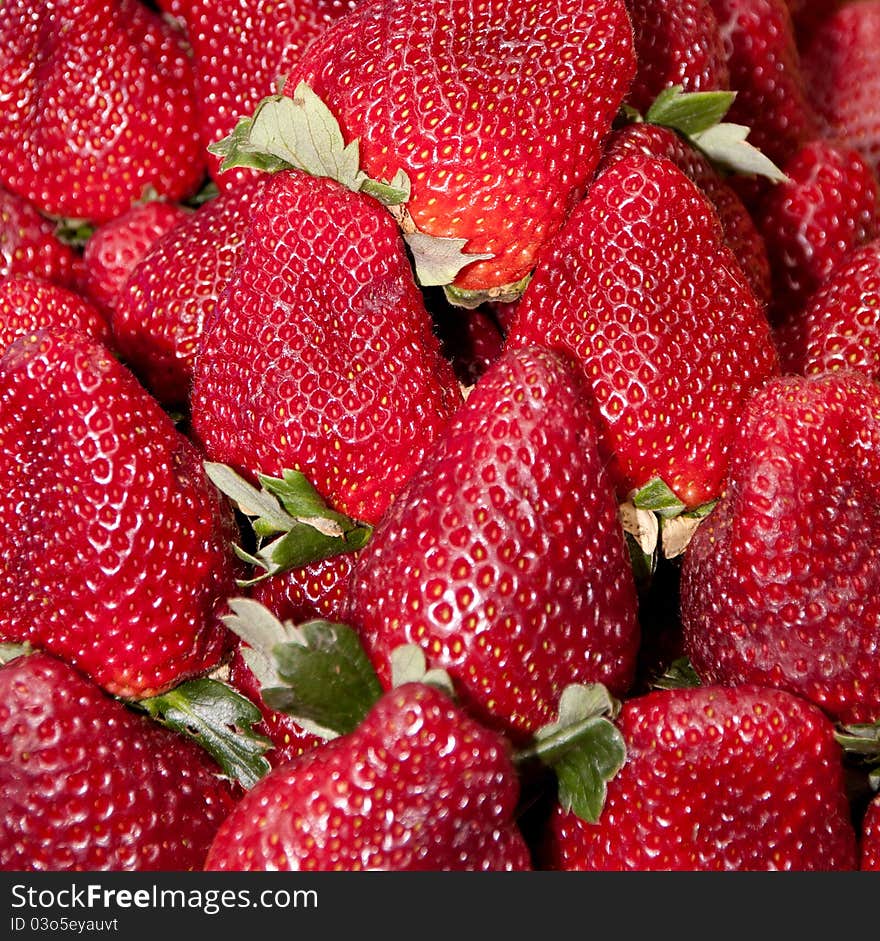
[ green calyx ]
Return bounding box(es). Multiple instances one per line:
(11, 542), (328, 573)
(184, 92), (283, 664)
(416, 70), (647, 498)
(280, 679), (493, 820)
(516, 684), (626, 824)
(137, 678), (272, 789)
(635, 85), (788, 183)
(835, 720), (880, 791)
(443, 273), (532, 309)
(204, 463), (372, 587)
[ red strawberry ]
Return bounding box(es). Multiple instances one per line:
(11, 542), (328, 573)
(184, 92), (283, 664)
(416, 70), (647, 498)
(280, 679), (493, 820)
(680, 370), (880, 725)
(801, 0), (880, 181)
(0, 185), (84, 288)
(190, 169), (462, 528)
(282, 0), (636, 299)
(708, 0), (818, 169)
(863, 795), (880, 870)
(774, 238), (880, 378)
(112, 178), (265, 406)
(81, 199), (190, 316)
(601, 123), (772, 305)
(204, 682), (531, 871)
(0, 328), (241, 699)
(0, 0), (205, 224)
(756, 139), (880, 326)
(0, 275), (110, 352)
(506, 153), (779, 509)
(188, 0), (359, 191)
(624, 0), (730, 114)
(0, 651), (240, 871)
(344, 345), (640, 742)
(542, 685), (858, 871)
(435, 303), (505, 388)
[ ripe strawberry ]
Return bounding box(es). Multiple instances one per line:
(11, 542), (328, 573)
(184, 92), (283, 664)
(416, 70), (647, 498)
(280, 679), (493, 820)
(0, 185), (84, 288)
(81, 199), (190, 316)
(801, 0), (880, 180)
(344, 345), (640, 742)
(283, 0), (636, 299)
(506, 153), (780, 509)
(112, 178), (265, 406)
(187, 0), (359, 191)
(863, 795), (880, 870)
(601, 123), (772, 305)
(190, 169), (462, 528)
(204, 681), (532, 870)
(774, 238), (880, 378)
(708, 0), (818, 169)
(0, 276), (110, 352)
(542, 685), (858, 870)
(624, 0), (730, 114)
(0, 328), (241, 699)
(680, 370), (880, 725)
(0, 0), (205, 224)
(0, 651), (240, 871)
(435, 303), (505, 388)
(756, 139), (880, 326)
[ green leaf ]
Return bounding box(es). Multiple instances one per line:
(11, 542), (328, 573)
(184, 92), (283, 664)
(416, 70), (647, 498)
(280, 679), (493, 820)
(258, 468), (353, 535)
(645, 86), (736, 138)
(652, 656), (702, 691)
(690, 123), (788, 183)
(262, 621), (383, 735)
(0, 642), (31, 665)
(517, 684), (626, 824)
(208, 115), (292, 174)
(404, 231), (493, 288)
(632, 477), (686, 519)
(138, 678), (272, 789)
(389, 644), (456, 697)
(361, 168), (412, 206)
(204, 462), (297, 535)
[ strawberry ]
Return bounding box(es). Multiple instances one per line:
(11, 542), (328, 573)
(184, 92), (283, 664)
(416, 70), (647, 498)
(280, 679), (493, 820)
(863, 795), (880, 870)
(0, 327), (241, 699)
(112, 178), (265, 406)
(800, 0), (880, 181)
(279, 0), (636, 301)
(0, 275), (110, 352)
(542, 685), (858, 870)
(204, 681), (532, 871)
(624, 0), (730, 114)
(708, 0), (818, 170)
(0, 650), (240, 871)
(756, 139), (880, 326)
(506, 153), (780, 510)
(601, 122), (772, 305)
(774, 238), (880, 378)
(0, 185), (84, 288)
(190, 169), (462, 529)
(680, 370), (880, 725)
(0, 0), (205, 224)
(187, 0), (359, 191)
(344, 345), (640, 742)
(81, 199), (190, 316)
(434, 302), (505, 388)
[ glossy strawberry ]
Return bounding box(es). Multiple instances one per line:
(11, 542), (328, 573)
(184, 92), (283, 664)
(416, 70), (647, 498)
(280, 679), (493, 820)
(0, 328), (241, 699)
(205, 682), (531, 871)
(507, 153), (779, 509)
(863, 795), (880, 870)
(190, 169), (462, 528)
(188, 0), (359, 191)
(0, 651), (240, 871)
(601, 123), (772, 305)
(0, 0), (205, 224)
(345, 345), (640, 742)
(113, 178), (265, 406)
(0, 186), (84, 288)
(543, 685), (857, 871)
(801, 0), (880, 180)
(625, 0), (730, 113)
(81, 200), (190, 316)
(285, 0), (636, 298)
(0, 276), (109, 352)
(680, 371), (880, 724)
(774, 238), (880, 378)
(757, 139), (880, 326)
(708, 0), (818, 169)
